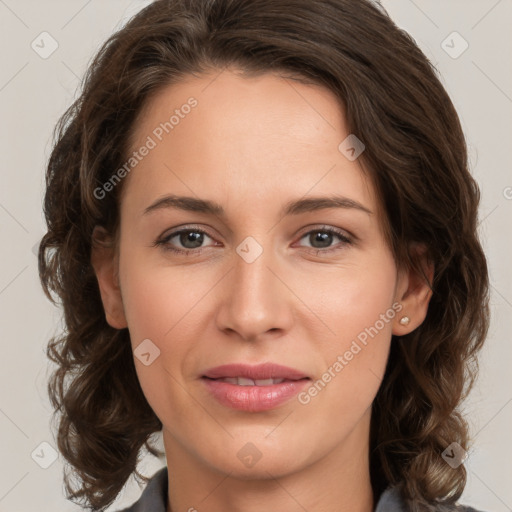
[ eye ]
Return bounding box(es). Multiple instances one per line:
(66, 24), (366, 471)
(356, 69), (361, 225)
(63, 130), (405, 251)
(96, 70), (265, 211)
(296, 226), (352, 254)
(154, 227), (217, 255)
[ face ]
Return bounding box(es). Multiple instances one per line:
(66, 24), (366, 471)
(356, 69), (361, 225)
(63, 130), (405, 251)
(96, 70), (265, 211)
(93, 69), (431, 480)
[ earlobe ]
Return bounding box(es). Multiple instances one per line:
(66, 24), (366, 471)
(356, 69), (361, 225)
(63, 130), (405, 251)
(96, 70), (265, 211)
(90, 226), (128, 330)
(392, 244), (434, 336)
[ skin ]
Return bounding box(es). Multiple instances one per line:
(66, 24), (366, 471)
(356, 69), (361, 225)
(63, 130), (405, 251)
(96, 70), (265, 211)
(91, 68), (433, 512)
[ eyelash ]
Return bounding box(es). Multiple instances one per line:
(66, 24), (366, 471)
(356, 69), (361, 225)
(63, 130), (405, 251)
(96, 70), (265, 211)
(153, 225), (353, 257)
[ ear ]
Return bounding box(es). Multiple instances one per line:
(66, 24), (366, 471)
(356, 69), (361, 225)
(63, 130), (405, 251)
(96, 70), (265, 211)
(90, 226), (128, 330)
(392, 243), (434, 336)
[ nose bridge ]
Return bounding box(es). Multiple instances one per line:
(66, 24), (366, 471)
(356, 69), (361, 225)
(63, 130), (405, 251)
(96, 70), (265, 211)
(216, 235), (292, 340)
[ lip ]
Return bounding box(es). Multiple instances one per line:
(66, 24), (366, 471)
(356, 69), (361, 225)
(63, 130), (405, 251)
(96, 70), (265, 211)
(201, 363), (311, 412)
(202, 362), (309, 381)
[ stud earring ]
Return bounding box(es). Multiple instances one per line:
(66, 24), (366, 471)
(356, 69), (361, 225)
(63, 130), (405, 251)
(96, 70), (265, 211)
(399, 316), (410, 326)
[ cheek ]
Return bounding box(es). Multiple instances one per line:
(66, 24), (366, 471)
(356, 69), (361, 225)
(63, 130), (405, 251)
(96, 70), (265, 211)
(118, 247), (205, 344)
(299, 249), (397, 347)
(297, 251), (397, 410)
(117, 248), (215, 410)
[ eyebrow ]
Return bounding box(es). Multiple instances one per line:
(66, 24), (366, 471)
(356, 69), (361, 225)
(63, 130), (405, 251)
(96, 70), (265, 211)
(143, 194), (373, 218)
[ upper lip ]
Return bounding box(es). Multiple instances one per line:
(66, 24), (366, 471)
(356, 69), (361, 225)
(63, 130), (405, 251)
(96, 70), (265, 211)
(202, 363), (310, 381)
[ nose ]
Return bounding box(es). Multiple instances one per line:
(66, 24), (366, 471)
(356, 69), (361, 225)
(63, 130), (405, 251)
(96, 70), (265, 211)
(215, 240), (294, 342)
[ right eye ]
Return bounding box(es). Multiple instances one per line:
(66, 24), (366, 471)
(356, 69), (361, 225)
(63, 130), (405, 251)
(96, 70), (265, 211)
(154, 227), (219, 255)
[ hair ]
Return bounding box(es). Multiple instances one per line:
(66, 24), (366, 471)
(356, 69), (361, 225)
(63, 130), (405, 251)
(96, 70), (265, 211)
(38, 0), (490, 510)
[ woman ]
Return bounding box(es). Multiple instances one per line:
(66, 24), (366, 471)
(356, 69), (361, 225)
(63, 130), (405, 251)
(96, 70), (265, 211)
(38, 0), (490, 510)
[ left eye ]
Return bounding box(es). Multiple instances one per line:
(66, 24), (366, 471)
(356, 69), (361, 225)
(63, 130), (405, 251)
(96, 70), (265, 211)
(296, 228), (352, 252)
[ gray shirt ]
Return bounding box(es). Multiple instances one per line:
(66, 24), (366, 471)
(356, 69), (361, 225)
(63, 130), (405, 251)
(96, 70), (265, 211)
(117, 466), (484, 512)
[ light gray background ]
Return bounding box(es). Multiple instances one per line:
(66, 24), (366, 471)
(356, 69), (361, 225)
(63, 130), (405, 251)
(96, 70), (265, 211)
(0, 1), (510, 511)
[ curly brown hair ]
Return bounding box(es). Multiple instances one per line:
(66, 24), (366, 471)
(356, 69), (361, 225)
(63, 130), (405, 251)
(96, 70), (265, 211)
(38, 0), (490, 510)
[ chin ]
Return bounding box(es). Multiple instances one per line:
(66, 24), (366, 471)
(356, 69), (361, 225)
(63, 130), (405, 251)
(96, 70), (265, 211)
(198, 434), (310, 479)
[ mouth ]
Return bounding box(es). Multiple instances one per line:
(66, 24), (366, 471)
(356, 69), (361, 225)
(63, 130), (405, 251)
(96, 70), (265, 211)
(202, 376), (309, 386)
(201, 363), (311, 412)
(202, 362), (310, 381)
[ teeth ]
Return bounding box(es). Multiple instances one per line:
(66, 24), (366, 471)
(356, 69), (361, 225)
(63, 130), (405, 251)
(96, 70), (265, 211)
(238, 377), (255, 386)
(254, 378), (274, 386)
(216, 377), (286, 386)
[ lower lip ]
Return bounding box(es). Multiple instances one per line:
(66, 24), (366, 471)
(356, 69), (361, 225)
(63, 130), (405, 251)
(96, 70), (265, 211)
(202, 377), (310, 412)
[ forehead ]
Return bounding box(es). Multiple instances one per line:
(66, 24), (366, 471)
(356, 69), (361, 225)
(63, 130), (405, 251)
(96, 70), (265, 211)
(131, 69), (349, 154)
(121, 69), (380, 224)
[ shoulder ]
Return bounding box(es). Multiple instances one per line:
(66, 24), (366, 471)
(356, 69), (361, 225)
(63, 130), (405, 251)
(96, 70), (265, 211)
(115, 466), (168, 512)
(376, 486), (486, 512)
